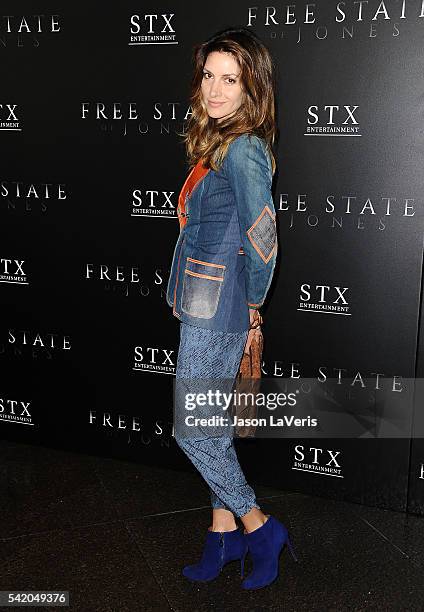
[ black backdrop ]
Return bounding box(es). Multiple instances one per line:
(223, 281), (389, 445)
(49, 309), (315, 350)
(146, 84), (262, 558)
(2, 1), (424, 515)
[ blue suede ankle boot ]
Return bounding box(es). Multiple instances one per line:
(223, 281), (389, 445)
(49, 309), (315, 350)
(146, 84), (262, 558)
(182, 526), (248, 582)
(242, 515), (298, 590)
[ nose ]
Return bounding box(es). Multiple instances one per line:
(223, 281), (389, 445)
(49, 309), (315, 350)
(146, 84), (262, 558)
(209, 78), (222, 98)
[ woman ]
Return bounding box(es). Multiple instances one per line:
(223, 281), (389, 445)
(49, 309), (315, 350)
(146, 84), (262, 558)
(166, 27), (297, 590)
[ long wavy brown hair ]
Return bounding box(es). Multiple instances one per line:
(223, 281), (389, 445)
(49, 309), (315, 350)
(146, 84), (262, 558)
(179, 27), (278, 175)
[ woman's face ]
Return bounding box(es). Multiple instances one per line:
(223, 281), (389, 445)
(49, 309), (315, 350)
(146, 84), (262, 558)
(201, 51), (244, 124)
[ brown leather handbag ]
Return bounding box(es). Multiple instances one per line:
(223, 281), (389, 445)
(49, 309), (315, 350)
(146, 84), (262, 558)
(233, 327), (264, 437)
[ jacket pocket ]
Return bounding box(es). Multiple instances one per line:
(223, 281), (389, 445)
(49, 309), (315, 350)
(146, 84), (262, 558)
(181, 257), (226, 319)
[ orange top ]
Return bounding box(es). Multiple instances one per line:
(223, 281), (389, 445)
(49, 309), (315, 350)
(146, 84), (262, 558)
(177, 159), (210, 230)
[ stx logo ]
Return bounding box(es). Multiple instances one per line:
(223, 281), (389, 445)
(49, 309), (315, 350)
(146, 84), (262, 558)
(298, 283), (350, 315)
(0, 398), (31, 417)
(294, 445), (341, 468)
(307, 105), (359, 125)
(133, 189), (175, 208)
(133, 346), (176, 374)
(300, 284), (348, 305)
(130, 13), (175, 34)
(1, 259), (25, 275)
(135, 346), (174, 363)
(0, 258), (27, 284)
(0, 104), (18, 121)
(132, 189), (176, 217)
(0, 397), (33, 425)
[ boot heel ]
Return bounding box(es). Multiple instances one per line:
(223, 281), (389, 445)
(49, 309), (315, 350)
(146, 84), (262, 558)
(240, 550), (247, 578)
(286, 534), (298, 562)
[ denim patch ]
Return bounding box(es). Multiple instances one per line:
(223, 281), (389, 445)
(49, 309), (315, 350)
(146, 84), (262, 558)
(247, 205), (277, 264)
(181, 258), (226, 319)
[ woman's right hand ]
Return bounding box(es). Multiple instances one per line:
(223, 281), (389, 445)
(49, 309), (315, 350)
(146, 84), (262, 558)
(249, 308), (262, 329)
(244, 309), (263, 354)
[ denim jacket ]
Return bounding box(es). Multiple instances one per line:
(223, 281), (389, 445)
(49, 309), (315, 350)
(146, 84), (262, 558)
(166, 133), (278, 333)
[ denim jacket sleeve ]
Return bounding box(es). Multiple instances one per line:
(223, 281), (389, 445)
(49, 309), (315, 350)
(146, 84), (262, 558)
(223, 134), (278, 310)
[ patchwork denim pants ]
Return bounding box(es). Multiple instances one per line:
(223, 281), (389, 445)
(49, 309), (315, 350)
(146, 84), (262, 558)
(174, 321), (261, 517)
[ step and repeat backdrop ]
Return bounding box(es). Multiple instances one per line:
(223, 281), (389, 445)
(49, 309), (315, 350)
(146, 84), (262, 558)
(2, 2), (424, 514)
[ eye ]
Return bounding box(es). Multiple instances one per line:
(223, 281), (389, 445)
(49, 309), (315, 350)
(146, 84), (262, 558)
(226, 78), (236, 84)
(202, 72), (211, 79)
